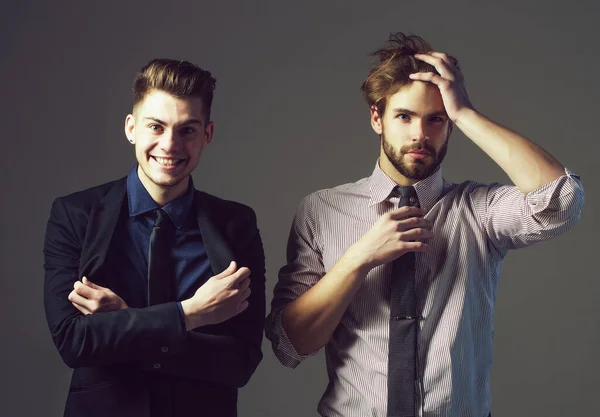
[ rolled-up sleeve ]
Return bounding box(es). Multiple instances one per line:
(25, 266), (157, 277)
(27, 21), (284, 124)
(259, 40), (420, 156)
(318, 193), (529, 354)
(471, 168), (584, 252)
(265, 195), (325, 368)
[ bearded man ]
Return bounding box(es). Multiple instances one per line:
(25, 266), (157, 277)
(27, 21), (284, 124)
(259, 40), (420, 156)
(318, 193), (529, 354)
(265, 32), (584, 417)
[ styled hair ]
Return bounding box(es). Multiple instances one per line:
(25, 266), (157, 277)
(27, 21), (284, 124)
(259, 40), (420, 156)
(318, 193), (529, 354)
(132, 58), (217, 120)
(360, 32), (458, 115)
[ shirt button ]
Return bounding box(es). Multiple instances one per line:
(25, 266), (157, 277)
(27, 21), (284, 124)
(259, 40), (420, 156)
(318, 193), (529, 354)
(161, 346), (169, 353)
(153, 363), (161, 369)
(409, 197), (417, 205)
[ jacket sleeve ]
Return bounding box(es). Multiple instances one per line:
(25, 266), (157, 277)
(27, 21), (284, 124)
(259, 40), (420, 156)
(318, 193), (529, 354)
(43, 197), (189, 368)
(139, 205), (266, 388)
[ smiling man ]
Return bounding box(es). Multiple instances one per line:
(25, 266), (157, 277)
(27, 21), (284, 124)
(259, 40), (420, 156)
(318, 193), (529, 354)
(266, 33), (584, 417)
(43, 59), (265, 417)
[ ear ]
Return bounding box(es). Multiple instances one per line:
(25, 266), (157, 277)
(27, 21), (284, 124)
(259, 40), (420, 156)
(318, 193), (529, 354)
(370, 106), (383, 135)
(125, 114), (135, 144)
(203, 121), (215, 145)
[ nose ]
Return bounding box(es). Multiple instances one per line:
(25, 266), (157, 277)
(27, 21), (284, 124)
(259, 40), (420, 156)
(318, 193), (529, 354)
(158, 129), (181, 151)
(411, 119), (429, 142)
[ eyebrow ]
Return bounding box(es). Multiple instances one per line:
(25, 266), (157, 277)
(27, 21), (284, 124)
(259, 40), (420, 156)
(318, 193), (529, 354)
(143, 117), (204, 126)
(391, 108), (448, 118)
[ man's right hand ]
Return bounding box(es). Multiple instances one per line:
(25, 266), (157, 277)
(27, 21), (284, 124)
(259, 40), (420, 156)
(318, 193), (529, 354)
(345, 206), (433, 272)
(279, 205), (433, 355)
(181, 261), (251, 331)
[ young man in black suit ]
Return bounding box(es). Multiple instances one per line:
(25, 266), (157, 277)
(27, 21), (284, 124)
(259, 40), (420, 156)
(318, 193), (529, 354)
(43, 59), (265, 417)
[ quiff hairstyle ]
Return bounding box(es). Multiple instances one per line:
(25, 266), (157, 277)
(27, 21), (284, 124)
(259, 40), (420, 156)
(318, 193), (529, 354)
(361, 32), (458, 115)
(132, 58), (217, 121)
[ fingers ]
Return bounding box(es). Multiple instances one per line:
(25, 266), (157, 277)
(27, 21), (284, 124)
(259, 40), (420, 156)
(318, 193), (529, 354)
(388, 206), (424, 220)
(73, 280), (98, 299)
(387, 207), (433, 233)
(236, 300), (249, 314)
(400, 227), (434, 241)
(213, 261), (238, 279)
(237, 277), (251, 292)
(402, 241), (430, 253)
(397, 216), (434, 231)
(409, 71), (448, 87)
(71, 280), (127, 313)
(68, 289), (92, 311)
(225, 266), (251, 287)
(234, 287), (252, 314)
(232, 286), (252, 305)
(82, 276), (103, 290)
(427, 52), (454, 67)
(222, 278), (252, 315)
(240, 286), (251, 300)
(414, 52), (456, 80)
(428, 52), (461, 74)
(71, 302), (91, 315)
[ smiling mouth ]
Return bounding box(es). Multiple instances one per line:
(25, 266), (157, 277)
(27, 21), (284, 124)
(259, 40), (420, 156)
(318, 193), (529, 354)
(151, 156), (184, 167)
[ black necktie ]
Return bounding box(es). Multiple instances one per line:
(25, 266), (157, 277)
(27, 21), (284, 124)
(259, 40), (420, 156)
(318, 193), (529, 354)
(388, 186), (421, 417)
(147, 209), (175, 305)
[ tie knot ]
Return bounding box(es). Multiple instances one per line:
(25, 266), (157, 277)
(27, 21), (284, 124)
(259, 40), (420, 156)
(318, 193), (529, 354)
(395, 186), (419, 208)
(395, 186), (417, 198)
(153, 209), (171, 228)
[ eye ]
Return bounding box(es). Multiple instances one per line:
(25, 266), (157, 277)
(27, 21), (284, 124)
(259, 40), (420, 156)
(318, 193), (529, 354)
(429, 116), (445, 124)
(149, 124), (164, 133)
(180, 126), (197, 135)
(397, 113), (411, 121)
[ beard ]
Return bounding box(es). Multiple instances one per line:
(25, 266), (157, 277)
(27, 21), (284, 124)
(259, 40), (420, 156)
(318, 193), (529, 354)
(382, 133), (449, 181)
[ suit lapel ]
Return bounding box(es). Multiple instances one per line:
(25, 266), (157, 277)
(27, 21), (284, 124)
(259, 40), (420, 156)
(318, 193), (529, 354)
(79, 178), (127, 279)
(79, 184), (233, 281)
(194, 191), (234, 275)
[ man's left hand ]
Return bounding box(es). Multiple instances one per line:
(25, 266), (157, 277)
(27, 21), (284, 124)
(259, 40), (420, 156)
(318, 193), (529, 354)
(410, 52), (473, 123)
(68, 277), (129, 315)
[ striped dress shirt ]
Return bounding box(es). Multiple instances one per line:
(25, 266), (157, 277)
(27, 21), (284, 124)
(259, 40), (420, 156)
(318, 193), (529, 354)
(265, 161), (584, 417)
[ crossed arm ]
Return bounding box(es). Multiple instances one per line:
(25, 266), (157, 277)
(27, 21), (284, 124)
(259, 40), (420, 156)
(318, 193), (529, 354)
(44, 198), (265, 387)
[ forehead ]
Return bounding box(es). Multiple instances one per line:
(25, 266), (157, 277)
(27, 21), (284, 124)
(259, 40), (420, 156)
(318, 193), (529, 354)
(387, 82), (445, 115)
(135, 89), (205, 121)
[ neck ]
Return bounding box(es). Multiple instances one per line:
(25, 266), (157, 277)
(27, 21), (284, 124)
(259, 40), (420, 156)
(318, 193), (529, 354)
(137, 166), (189, 207)
(378, 151), (418, 186)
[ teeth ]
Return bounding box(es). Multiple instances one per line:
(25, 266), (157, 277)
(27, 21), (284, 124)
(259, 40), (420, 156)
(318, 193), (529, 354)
(154, 157), (179, 166)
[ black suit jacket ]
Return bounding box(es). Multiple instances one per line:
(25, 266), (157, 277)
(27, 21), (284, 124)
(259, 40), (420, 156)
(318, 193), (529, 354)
(43, 177), (266, 417)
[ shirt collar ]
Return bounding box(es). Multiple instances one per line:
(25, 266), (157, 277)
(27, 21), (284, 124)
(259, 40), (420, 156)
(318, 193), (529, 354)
(368, 159), (444, 212)
(126, 165), (195, 229)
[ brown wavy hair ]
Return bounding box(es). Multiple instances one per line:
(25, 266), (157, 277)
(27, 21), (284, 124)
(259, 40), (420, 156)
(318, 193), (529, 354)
(361, 32), (458, 115)
(132, 59), (217, 120)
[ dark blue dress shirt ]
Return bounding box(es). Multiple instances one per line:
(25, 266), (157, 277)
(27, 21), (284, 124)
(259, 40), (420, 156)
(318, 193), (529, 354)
(105, 166), (212, 317)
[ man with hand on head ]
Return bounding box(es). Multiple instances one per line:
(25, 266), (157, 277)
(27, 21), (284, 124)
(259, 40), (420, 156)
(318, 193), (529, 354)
(44, 59), (265, 417)
(266, 33), (583, 417)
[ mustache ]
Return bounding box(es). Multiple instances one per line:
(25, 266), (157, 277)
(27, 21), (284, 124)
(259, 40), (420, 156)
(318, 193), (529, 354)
(400, 143), (436, 155)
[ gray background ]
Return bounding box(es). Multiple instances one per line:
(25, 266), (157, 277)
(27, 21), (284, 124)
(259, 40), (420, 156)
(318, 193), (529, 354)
(1, 0), (598, 416)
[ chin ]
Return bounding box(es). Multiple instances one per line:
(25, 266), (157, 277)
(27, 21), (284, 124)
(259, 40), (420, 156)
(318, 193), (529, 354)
(142, 169), (188, 189)
(393, 159), (434, 181)
(151, 177), (187, 190)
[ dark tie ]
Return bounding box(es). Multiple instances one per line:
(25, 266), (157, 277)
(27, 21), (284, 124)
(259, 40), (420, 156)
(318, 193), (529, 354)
(147, 209), (176, 305)
(388, 186), (421, 417)
(147, 209), (176, 417)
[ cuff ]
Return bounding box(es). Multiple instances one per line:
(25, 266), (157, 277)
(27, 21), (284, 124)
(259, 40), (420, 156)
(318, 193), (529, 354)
(523, 167), (582, 215)
(265, 307), (316, 368)
(176, 301), (187, 333)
